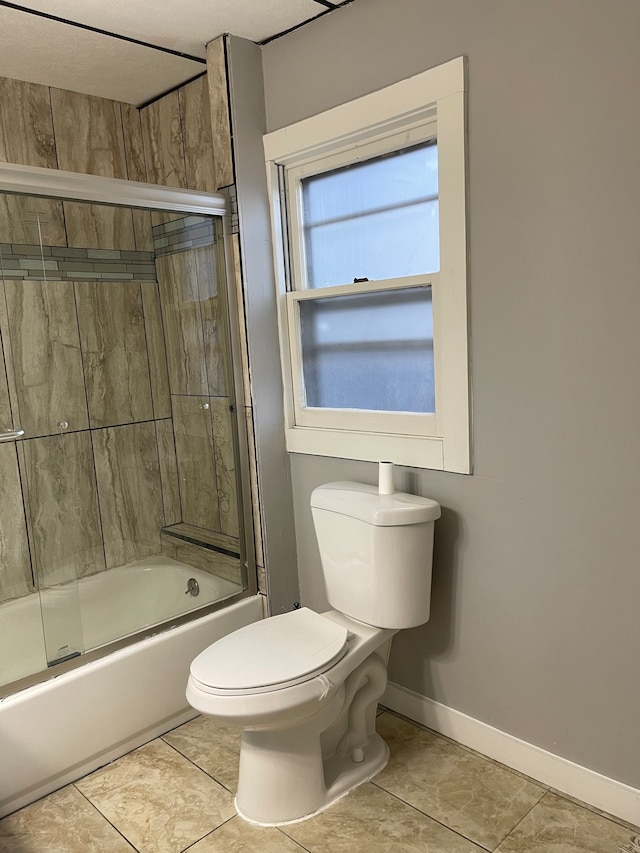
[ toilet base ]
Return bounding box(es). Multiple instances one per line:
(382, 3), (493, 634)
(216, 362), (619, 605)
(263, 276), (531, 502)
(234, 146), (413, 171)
(236, 732), (389, 827)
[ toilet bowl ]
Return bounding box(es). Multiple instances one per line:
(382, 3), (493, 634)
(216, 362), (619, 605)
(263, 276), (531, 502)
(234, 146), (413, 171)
(187, 474), (441, 826)
(187, 607), (396, 825)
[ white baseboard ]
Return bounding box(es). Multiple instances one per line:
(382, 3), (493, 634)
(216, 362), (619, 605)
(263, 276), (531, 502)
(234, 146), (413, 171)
(382, 681), (640, 828)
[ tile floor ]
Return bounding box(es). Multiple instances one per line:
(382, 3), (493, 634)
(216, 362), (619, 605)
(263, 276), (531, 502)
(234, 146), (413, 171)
(0, 710), (636, 853)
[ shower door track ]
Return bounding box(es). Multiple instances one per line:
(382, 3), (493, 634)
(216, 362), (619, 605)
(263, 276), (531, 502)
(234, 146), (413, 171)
(0, 161), (227, 216)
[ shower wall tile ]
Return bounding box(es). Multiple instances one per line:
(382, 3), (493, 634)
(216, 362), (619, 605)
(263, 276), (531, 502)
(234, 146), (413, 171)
(121, 103), (154, 253)
(160, 534), (241, 586)
(0, 245), (156, 282)
(179, 75), (217, 193)
(211, 397), (239, 539)
(75, 281), (154, 428)
(0, 284), (19, 431)
(245, 406), (264, 570)
(156, 418), (181, 527)
(199, 246), (229, 397)
(62, 201), (136, 251)
(120, 103), (148, 182)
(132, 208), (154, 253)
(230, 233), (252, 406)
(171, 395), (220, 532)
(20, 432), (105, 586)
(50, 88), (136, 252)
(93, 422), (164, 568)
(140, 281), (171, 419)
(154, 243), (227, 398)
(140, 91), (187, 189)
(206, 37), (234, 190)
(0, 77), (57, 167)
(0, 194), (67, 248)
(50, 89), (128, 178)
(151, 215), (215, 258)
(2, 279), (89, 437)
(256, 563), (267, 596)
(156, 251), (208, 396)
(0, 329), (11, 431)
(0, 444), (33, 603)
(0, 66), (59, 245)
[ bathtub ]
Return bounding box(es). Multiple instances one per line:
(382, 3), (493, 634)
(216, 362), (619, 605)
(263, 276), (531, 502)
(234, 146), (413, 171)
(0, 559), (263, 818)
(0, 556), (243, 685)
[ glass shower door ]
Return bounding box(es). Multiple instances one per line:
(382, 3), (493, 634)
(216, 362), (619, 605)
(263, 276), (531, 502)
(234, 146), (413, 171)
(0, 184), (250, 693)
(0, 194), (86, 680)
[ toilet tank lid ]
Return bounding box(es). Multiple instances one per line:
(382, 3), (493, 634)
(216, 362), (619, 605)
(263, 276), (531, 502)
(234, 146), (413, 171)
(310, 481), (441, 526)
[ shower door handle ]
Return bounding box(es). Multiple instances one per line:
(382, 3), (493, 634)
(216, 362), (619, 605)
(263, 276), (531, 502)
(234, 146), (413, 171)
(0, 428), (25, 442)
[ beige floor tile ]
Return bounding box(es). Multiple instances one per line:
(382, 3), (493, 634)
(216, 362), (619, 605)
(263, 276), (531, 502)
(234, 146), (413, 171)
(163, 715), (241, 793)
(75, 738), (235, 853)
(496, 791), (633, 853)
(282, 782), (486, 853)
(0, 785), (135, 853)
(191, 815), (308, 852)
(549, 788), (640, 835)
(375, 713), (546, 849)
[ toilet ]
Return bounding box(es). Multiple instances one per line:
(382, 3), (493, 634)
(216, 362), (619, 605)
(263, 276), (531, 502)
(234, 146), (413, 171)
(186, 468), (440, 826)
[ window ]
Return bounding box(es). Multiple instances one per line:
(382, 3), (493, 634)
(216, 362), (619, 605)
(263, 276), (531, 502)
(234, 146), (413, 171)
(264, 57), (470, 473)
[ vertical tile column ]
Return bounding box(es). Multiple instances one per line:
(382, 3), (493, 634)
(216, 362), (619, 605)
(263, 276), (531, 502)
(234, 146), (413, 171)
(0, 77), (66, 246)
(0, 444), (32, 603)
(50, 90), (136, 250)
(121, 103), (154, 252)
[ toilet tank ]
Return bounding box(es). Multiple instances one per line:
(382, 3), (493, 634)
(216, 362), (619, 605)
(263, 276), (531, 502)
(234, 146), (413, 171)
(310, 481), (441, 630)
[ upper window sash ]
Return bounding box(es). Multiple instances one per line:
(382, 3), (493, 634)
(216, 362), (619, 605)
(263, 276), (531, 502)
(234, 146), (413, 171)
(285, 122), (438, 294)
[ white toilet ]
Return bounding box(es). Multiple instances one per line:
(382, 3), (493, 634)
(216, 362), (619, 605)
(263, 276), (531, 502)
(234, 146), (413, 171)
(186, 469), (440, 826)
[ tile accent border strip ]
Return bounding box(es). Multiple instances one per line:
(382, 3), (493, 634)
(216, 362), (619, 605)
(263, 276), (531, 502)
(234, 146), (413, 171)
(382, 681), (640, 828)
(152, 215), (216, 257)
(0, 244), (156, 281)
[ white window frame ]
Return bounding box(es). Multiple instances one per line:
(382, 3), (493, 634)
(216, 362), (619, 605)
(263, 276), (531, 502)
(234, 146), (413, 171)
(264, 56), (470, 473)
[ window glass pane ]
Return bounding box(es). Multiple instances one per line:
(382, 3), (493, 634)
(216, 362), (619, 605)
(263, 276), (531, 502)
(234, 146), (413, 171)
(302, 142), (438, 288)
(299, 287), (434, 413)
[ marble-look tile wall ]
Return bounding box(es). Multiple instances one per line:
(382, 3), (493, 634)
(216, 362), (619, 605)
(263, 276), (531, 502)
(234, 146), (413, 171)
(154, 235), (239, 543)
(50, 89), (137, 251)
(75, 281), (154, 428)
(129, 40), (262, 594)
(20, 432), (105, 585)
(0, 48), (260, 604)
(0, 272), (175, 601)
(0, 78), (66, 247)
(0, 256), (239, 601)
(0, 444), (32, 600)
(93, 422), (165, 569)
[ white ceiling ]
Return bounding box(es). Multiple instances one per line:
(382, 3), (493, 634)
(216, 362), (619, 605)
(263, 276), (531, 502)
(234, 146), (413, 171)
(0, 0), (354, 105)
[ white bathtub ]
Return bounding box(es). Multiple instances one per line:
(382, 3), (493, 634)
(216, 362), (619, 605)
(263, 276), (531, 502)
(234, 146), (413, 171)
(0, 561), (263, 817)
(0, 556), (243, 685)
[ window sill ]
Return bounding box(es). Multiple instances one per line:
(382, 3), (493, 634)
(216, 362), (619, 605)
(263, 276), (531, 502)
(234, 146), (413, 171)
(285, 426), (445, 470)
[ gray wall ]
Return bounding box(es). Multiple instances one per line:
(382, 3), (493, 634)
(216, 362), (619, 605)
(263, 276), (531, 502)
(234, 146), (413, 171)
(261, 0), (640, 788)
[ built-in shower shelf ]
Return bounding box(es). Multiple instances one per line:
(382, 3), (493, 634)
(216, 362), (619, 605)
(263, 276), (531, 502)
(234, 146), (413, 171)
(161, 523), (240, 558)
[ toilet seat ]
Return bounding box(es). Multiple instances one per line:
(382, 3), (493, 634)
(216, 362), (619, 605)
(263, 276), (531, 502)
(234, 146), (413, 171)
(190, 608), (350, 696)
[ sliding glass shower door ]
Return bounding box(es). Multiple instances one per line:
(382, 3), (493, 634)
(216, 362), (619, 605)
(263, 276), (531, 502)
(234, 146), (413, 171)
(0, 184), (252, 692)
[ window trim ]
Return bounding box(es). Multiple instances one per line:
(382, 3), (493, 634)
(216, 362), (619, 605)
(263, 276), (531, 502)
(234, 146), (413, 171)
(264, 56), (471, 473)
